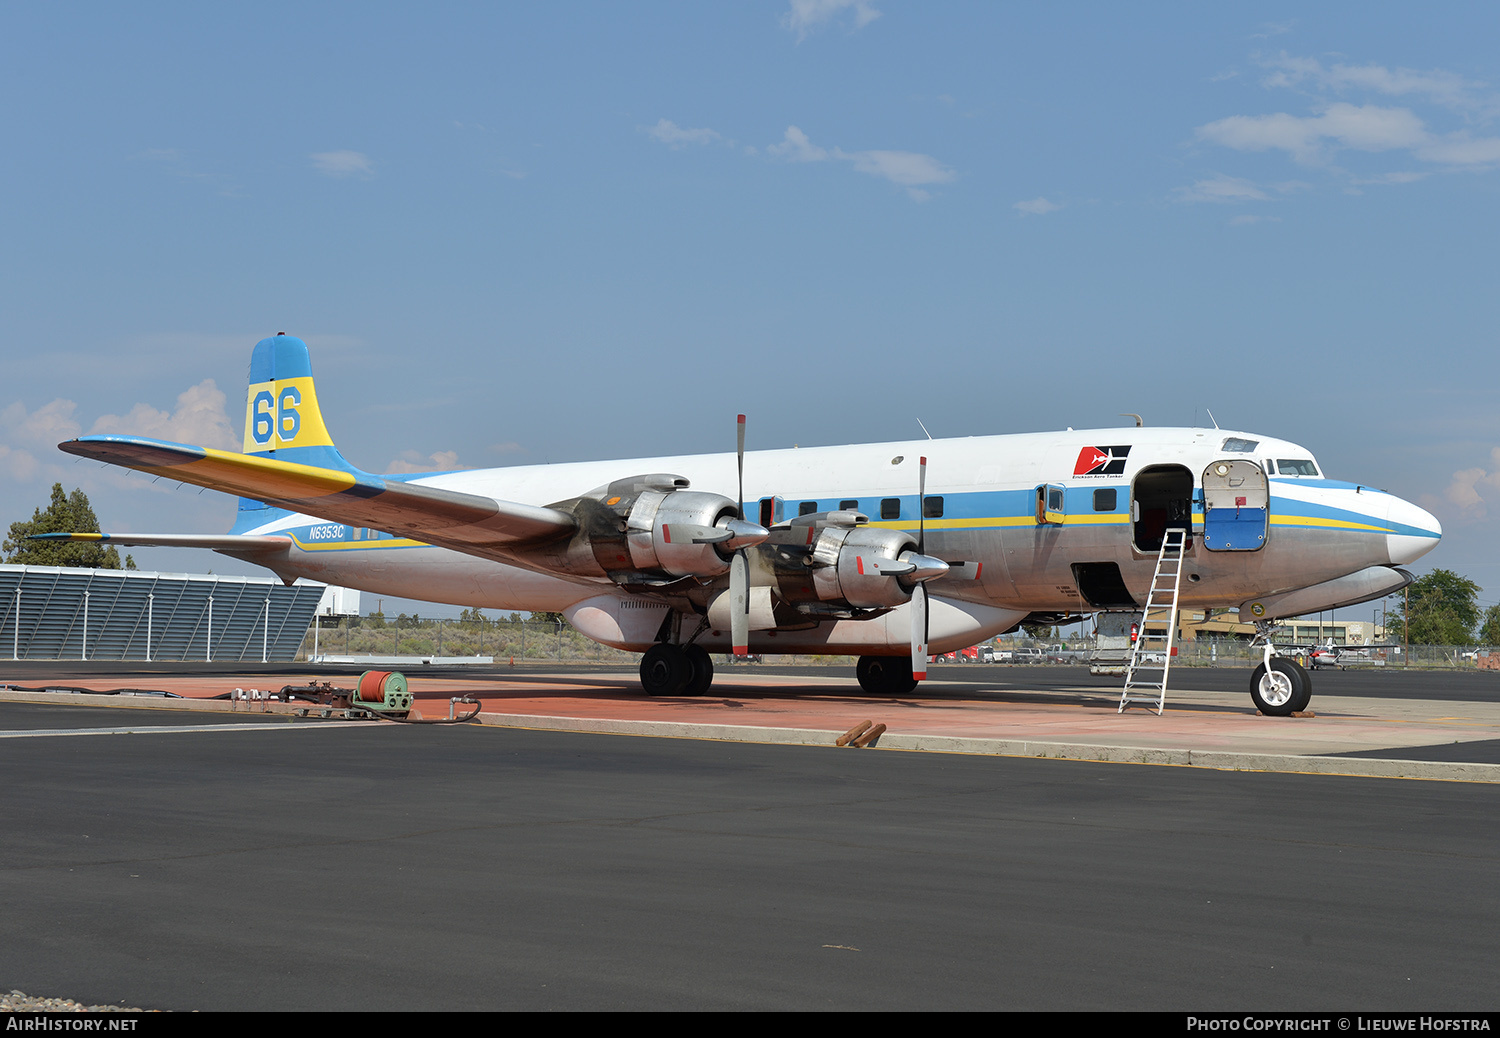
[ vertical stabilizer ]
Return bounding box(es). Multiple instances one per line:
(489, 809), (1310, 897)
(235, 333), (364, 530)
(242, 333), (358, 470)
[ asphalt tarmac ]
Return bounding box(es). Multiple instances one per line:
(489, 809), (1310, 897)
(2, 661), (1498, 1011)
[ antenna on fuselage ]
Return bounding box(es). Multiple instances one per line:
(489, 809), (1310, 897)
(916, 418), (934, 440)
(1206, 409), (1220, 430)
(1120, 413), (1143, 428)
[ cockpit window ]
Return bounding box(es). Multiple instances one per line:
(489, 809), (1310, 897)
(1222, 437), (1258, 453)
(1276, 459), (1319, 476)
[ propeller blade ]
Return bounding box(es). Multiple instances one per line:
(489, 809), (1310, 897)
(917, 455), (927, 555)
(660, 523), (732, 545)
(736, 414), (746, 522)
(911, 582), (929, 681)
(731, 413), (751, 657)
(856, 555), (916, 577)
(730, 550), (750, 656)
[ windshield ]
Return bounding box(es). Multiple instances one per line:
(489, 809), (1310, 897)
(1276, 459), (1319, 476)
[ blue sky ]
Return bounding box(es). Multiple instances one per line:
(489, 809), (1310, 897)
(3, 2), (1498, 618)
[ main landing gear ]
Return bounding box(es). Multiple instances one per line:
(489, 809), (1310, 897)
(639, 643), (714, 696)
(856, 655), (918, 696)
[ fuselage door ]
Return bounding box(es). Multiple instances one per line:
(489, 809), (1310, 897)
(1201, 460), (1269, 551)
(758, 496), (784, 528)
(1035, 484), (1066, 525)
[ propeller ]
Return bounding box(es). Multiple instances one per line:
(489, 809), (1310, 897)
(731, 414), (751, 656)
(911, 456), (930, 681)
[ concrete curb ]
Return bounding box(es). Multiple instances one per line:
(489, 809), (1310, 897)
(473, 711), (1500, 783)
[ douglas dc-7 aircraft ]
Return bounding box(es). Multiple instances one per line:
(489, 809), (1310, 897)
(48, 334), (1440, 715)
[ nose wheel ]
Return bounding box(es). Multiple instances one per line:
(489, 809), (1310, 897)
(1250, 657), (1311, 715)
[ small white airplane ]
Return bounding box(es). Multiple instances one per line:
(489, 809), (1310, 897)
(47, 334), (1440, 714)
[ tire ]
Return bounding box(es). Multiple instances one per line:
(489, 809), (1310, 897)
(1282, 658), (1313, 712)
(640, 644), (692, 696)
(681, 644), (714, 696)
(856, 656), (918, 696)
(1250, 658), (1310, 716)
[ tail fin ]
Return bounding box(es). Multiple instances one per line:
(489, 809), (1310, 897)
(236, 333), (365, 528)
(242, 333), (358, 469)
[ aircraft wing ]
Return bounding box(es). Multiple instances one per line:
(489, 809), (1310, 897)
(58, 435), (577, 557)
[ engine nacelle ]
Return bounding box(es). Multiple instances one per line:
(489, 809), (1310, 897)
(807, 525), (921, 610)
(531, 473), (765, 587)
(624, 489), (739, 579)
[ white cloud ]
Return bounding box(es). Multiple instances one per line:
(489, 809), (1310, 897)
(385, 450), (461, 474)
(1014, 197), (1062, 216)
(3, 398), (84, 446)
(1258, 53), (1494, 114)
(0, 384), (235, 497)
(782, 0), (881, 42)
(311, 150), (375, 178)
(1199, 103), (1500, 170)
(768, 125), (830, 163)
(1196, 53), (1500, 181)
(767, 126), (953, 198)
(1197, 103), (1428, 164)
(646, 119), (721, 148)
(1416, 133), (1500, 166)
(1441, 448), (1500, 520)
(89, 380), (238, 451)
(1175, 174), (1272, 203)
(846, 149), (953, 186)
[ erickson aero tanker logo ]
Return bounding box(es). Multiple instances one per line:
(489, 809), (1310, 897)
(1073, 445), (1131, 477)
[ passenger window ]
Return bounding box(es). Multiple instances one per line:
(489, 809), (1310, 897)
(1093, 489), (1116, 512)
(923, 496), (944, 519)
(798, 501), (818, 516)
(839, 500), (859, 511)
(880, 498), (901, 520)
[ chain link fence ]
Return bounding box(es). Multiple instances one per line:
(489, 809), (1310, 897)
(295, 615), (1496, 671)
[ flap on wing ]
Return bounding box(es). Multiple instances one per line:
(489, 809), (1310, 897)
(59, 436), (577, 552)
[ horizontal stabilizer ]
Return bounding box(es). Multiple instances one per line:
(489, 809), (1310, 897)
(59, 436), (578, 558)
(30, 532), (292, 552)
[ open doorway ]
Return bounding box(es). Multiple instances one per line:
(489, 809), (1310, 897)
(1132, 465), (1194, 553)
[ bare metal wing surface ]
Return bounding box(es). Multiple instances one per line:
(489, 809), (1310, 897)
(56, 435), (577, 560)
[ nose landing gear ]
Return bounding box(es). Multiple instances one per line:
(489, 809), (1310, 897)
(1249, 621), (1312, 716)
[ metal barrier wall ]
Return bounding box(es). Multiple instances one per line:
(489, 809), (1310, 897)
(0, 565), (326, 662)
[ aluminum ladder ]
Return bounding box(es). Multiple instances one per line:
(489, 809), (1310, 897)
(1119, 527), (1187, 715)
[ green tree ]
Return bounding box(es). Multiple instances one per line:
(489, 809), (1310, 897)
(1389, 569), (1481, 646)
(1480, 604), (1500, 647)
(3, 483), (129, 569)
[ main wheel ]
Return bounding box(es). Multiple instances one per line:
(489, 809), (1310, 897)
(640, 644), (692, 696)
(856, 655), (918, 696)
(1250, 658), (1311, 716)
(681, 644), (714, 696)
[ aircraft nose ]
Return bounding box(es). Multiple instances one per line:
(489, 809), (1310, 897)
(1384, 494), (1441, 566)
